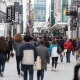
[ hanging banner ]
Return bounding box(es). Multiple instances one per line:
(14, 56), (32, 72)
(6, 6), (15, 22)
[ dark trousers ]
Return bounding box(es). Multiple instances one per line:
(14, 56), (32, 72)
(22, 65), (33, 80)
(52, 57), (58, 68)
(16, 56), (20, 75)
(0, 54), (7, 74)
(66, 51), (71, 62)
(60, 54), (63, 62)
(73, 65), (80, 80)
(7, 51), (10, 61)
(37, 69), (44, 80)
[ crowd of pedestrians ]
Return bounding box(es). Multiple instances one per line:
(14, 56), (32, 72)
(0, 33), (80, 80)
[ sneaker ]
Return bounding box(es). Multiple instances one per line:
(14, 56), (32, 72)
(18, 74), (21, 77)
(51, 67), (54, 71)
(20, 71), (24, 76)
(54, 68), (56, 72)
(6, 60), (9, 63)
(1, 72), (3, 77)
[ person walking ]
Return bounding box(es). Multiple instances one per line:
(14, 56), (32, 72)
(13, 33), (24, 76)
(49, 39), (59, 72)
(6, 37), (13, 62)
(64, 39), (74, 63)
(0, 37), (8, 77)
(59, 36), (65, 62)
(73, 58), (80, 80)
(19, 34), (38, 80)
(37, 39), (50, 80)
(43, 35), (50, 71)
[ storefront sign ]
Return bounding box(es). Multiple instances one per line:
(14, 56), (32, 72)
(14, 2), (23, 24)
(6, 6), (15, 22)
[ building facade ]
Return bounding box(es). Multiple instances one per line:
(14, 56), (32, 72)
(34, 0), (46, 22)
(50, 0), (68, 37)
(0, 0), (14, 37)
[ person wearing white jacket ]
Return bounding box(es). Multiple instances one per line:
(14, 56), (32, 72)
(49, 39), (59, 72)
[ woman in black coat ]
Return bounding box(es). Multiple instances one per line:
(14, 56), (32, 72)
(6, 37), (13, 62)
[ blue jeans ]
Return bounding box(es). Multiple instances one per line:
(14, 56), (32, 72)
(0, 54), (7, 74)
(16, 56), (21, 75)
(37, 69), (44, 80)
(22, 65), (33, 80)
(66, 51), (71, 62)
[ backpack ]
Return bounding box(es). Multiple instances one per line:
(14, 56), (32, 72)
(57, 44), (62, 54)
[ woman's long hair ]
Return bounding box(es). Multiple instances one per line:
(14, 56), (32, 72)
(14, 33), (23, 42)
(0, 37), (8, 52)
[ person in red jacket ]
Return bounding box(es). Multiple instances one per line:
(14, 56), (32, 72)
(64, 39), (74, 63)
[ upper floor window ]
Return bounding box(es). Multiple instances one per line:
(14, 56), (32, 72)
(62, 0), (68, 5)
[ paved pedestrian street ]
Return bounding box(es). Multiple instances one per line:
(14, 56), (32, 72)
(0, 55), (76, 80)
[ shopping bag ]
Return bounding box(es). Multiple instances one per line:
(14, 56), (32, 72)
(64, 49), (67, 53)
(10, 53), (14, 58)
(62, 52), (65, 58)
(33, 61), (37, 71)
(33, 56), (41, 71)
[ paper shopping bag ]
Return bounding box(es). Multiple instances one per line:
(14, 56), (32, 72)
(33, 56), (41, 71)
(64, 49), (67, 53)
(62, 52), (65, 58)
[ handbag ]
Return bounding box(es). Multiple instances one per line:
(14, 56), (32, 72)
(57, 44), (62, 54)
(10, 52), (14, 58)
(61, 52), (65, 58)
(33, 56), (41, 71)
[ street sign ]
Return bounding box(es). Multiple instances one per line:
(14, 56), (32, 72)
(6, 6), (15, 22)
(73, 1), (80, 6)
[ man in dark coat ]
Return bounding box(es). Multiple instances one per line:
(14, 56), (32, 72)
(59, 36), (65, 62)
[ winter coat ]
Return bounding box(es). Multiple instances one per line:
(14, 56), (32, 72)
(59, 39), (65, 51)
(37, 44), (50, 70)
(13, 40), (24, 56)
(7, 40), (13, 51)
(19, 42), (38, 64)
(64, 41), (74, 51)
(49, 44), (59, 57)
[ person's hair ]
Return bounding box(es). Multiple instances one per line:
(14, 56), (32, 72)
(24, 34), (32, 42)
(40, 39), (44, 44)
(52, 39), (56, 45)
(0, 37), (8, 52)
(14, 33), (23, 42)
(60, 36), (63, 39)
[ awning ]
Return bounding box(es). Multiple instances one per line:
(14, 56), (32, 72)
(50, 22), (68, 31)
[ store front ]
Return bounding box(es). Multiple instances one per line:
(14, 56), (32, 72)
(50, 22), (68, 37)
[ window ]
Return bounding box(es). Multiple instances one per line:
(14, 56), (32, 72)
(62, 0), (68, 5)
(42, 16), (46, 20)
